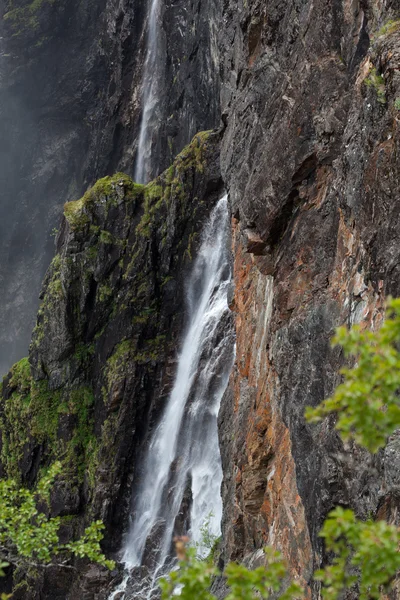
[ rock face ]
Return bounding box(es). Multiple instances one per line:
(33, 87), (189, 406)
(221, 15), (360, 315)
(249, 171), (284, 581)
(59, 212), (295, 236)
(0, 0), (220, 374)
(0, 132), (223, 598)
(2, 0), (400, 598)
(218, 0), (400, 592)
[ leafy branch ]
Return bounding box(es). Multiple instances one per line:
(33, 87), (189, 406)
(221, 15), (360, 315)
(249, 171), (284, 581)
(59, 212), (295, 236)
(0, 462), (114, 573)
(161, 298), (400, 600)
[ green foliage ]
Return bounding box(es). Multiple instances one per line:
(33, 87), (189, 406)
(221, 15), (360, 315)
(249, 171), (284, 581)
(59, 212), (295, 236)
(225, 549), (302, 600)
(316, 507), (400, 600)
(364, 67), (386, 104)
(162, 299), (400, 600)
(160, 547), (217, 600)
(0, 462), (114, 570)
(160, 546), (302, 600)
(0, 564), (8, 578)
(305, 298), (400, 453)
(193, 512), (220, 560)
(63, 521), (114, 569)
(395, 98), (400, 111)
(305, 298), (400, 599)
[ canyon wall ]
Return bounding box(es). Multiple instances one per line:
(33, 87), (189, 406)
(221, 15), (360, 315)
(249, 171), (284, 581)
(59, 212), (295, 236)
(0, 132), (223, 598)
(218, 0), (400, 592)
(1, 0), (400, 598)
(0, 0), (220, 373)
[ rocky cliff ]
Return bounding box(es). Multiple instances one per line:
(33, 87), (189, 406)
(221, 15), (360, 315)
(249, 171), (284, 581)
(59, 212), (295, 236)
(218, 0), (400, 593)
(0, 131), (222, 598)
(0, 0), (220, 374)
(1, 0), (400, 598)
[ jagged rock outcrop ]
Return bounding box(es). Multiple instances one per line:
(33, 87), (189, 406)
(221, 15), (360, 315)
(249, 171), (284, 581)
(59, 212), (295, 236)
(0, 131), (223, 598)
(2, 0), (400, 598)
(218, 0), (400, 593)
(0, 0), (220, 374)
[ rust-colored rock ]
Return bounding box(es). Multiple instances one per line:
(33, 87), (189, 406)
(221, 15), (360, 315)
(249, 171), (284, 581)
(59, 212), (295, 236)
(219, 0), (400, 594)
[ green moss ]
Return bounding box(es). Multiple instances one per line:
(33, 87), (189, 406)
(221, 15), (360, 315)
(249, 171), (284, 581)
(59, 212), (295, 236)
(73, 343), (94, 364)
(134, 336), (167, 364)
(136, 181), (164, 237)
(64, 173), (143, 232)
(97, 283), (113, 303)
(185, 232), (198, 261)
(105, 340), (135, 392)
(0, 361), (63, 480)
(0, 358), (97, 486)
(135, 131), (214, 239)
(46, 255), (64, 301)
(144, 183), (163, 203)
(365, 67), (386, 104)
(175, 130), (213, 174)
(86, 436), (100, 492)
(160, 276), (173, 288)
(99, 230), (113, 244)
(63, 387), (96, 480)
(132, 306), (157, 325)
(99, 413), (119, 464)
(64, 198), (90, 231)
(376, 19), (400, 38)
(4, 0), (56, 36)
(87, 246), (98, 261)
(9, 357), (31, 391)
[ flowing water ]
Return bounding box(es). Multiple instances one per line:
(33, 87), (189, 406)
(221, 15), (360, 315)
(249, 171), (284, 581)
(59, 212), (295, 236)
(134, 0), (162, 184)
(109, 195), (235, 599)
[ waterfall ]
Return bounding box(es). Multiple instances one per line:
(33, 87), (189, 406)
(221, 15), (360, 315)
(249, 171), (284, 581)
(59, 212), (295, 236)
(109, 195), (235, 599)
(134, 0), (162, 184)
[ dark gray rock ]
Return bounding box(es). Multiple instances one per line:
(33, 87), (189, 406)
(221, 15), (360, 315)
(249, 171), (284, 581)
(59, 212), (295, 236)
(0, 0), (221, 375)
(218, 0), (400, 594)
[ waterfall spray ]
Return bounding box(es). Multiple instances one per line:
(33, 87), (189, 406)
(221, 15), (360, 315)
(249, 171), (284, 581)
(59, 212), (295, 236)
(134, 0), (162, 184)
(109, 195), (234, 599)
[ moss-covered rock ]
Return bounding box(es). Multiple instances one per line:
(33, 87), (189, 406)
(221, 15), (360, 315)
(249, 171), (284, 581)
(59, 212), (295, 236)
(0, 130), (222, 598)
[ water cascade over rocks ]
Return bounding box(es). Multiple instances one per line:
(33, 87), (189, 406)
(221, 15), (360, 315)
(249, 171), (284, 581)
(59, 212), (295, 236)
(134, 0), (163, 184)
(109, 195), (235, 599)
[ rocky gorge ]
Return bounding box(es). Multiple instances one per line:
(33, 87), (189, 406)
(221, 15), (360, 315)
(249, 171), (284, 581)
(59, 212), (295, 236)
(1, 0), (400, 598)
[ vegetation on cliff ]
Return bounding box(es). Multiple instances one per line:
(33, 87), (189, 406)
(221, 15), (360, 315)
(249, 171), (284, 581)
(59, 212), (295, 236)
(161, 299), (400, 600)
(0, 462), (113, 570)
(0, 130), (222, 597)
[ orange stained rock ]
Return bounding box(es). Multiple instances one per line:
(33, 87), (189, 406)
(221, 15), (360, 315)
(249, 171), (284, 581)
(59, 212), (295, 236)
(228, 225), (314, 590)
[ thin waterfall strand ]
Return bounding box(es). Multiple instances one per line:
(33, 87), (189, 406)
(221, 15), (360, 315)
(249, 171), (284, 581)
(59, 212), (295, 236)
(134, 0), (162, 184)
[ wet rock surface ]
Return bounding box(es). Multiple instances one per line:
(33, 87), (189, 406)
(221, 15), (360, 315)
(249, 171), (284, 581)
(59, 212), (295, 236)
(0, 0), (220, 374)
(218, 0), (400, 593)
(0, 132), (223, 598)
(1, 0), (400, 598)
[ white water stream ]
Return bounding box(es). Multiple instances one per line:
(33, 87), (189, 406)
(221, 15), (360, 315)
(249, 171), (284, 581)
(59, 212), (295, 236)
(134, 0), (162, 184)
(109, 195), (235, 599)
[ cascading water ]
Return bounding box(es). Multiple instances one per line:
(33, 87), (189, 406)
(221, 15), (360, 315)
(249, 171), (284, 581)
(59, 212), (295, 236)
(134, 0), (163, 184)
(109, 195), (235, 599)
